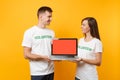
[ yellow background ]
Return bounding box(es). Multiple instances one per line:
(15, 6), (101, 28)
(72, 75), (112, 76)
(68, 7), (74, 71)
(0, 0), (120, 80)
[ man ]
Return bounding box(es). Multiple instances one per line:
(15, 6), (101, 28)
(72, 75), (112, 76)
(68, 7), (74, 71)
(22, 6), (55, 80)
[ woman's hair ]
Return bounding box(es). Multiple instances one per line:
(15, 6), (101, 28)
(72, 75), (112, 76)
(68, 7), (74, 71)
(81, 17), (101, 40)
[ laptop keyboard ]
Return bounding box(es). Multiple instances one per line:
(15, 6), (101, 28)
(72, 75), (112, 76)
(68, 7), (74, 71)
(50, 55), (78, 60)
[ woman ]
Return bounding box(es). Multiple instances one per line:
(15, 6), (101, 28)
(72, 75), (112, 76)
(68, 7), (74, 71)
(75, 17), (103, 80)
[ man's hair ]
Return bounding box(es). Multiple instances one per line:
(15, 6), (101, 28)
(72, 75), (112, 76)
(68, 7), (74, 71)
(37, 6), (53, 18)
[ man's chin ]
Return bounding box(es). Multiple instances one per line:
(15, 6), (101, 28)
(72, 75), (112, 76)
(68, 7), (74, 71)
(46, 23), (50, 25)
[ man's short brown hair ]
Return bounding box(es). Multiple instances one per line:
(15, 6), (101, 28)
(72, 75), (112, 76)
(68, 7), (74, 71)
(37, 6), (53, 18)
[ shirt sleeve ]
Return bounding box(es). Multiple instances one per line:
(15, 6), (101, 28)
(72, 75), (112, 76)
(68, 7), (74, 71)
(51, 30), (55, 38)
(22, 30), (32, 47)
(95, 40), (103, 53)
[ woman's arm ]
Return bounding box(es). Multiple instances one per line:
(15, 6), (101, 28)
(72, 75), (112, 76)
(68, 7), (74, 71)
(76, 52), (102, 66)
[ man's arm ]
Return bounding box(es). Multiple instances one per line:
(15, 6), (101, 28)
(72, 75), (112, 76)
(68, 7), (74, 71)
(23, 46), (50, 61)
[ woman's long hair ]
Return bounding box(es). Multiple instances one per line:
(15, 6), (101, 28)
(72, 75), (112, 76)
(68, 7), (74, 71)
(81, 17), (101, 40)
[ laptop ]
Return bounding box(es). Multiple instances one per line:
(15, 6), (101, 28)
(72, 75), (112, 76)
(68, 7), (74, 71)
(50, 38), (78, 60)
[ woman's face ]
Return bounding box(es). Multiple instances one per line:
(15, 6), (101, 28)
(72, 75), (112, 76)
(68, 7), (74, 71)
(81, 20), (90, 34)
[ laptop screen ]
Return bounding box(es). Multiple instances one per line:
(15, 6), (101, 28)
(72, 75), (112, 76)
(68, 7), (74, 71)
(51, 38), (77, 56)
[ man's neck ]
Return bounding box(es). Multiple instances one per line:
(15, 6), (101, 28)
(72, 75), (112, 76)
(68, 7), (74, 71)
(37, 22), (46, 29)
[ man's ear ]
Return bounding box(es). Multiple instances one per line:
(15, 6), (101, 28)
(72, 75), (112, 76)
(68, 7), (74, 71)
(39, 13), (44, 19)
(38, 14), (42, 18)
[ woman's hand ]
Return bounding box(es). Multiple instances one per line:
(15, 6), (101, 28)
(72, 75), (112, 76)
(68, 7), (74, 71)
(69, 57), (83, 63)
(75, 57), (82, 62)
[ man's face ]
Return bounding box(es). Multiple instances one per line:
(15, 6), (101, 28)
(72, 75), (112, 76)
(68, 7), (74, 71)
(39, 11), (52, 25)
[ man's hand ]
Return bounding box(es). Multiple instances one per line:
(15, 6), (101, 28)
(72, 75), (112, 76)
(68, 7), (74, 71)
(41, 55), (51, 62)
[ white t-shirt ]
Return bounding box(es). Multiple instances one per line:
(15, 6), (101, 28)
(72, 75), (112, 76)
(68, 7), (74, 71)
(22, 26), (55, 75)
(76, 37), (103, 80)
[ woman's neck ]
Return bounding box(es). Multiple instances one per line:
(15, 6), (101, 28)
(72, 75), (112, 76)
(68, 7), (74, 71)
(84, 34), (94, 42)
